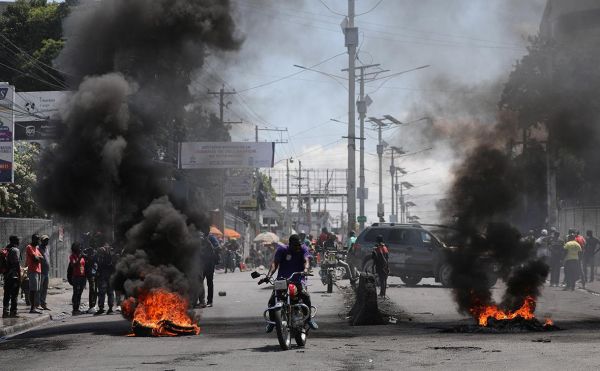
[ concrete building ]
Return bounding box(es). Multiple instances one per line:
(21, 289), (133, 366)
(540, 0), (600, 41)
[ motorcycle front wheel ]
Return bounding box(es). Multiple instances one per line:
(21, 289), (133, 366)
(294, 327), (307, 347)
(327, 271), (333, 293)
(274, 310), (291, 350)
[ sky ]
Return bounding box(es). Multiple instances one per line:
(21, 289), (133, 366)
(8, 0), (548, 225)
(203, 0), (548, 225)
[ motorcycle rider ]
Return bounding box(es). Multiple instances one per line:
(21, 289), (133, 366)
(318, 227), (329, 248)
(260, 234), (318, 332)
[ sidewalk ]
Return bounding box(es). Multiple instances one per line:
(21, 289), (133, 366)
(0, 278), (74, 337)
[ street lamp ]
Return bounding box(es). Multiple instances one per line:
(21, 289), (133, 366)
(388, 146), (405, 222)
(399, 181), (414, 223)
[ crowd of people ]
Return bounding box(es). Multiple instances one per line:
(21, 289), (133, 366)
(1, 232), (121, 318)
(530, 228), (600, 290)
(7, 225), (594, 319)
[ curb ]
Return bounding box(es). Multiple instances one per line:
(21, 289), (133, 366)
(0, 314), (51, 337)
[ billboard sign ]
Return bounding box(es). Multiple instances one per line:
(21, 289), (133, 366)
(224, 172), (254, 202)
(0, 84), (14, 183)
(179, 142), (275, 169)
(14, 91), (69, 142)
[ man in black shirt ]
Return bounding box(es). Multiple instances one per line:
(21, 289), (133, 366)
(583, 230), (600, 282)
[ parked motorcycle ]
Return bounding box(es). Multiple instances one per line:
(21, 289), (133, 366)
(251, 271), (316, 350)
(319, 250), (353, 293)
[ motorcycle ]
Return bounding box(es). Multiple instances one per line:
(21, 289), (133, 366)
(251, 271), (316, 351)
(224, 249), (241, 273)
(318, 249), (353, 293)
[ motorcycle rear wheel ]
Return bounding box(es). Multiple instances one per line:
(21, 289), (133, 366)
(274, 310), (291, 350)
(327, 271), (333, 293)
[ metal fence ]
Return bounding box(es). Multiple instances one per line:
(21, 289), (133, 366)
(0, 218), (74, 279)
(558, 206), (600, 237)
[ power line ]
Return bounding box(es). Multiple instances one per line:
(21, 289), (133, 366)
(237, 51), (346, 93)
(356, 0), (385, 16)
(317, 0), (346, 16)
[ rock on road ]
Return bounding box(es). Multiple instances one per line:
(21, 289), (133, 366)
(2, 271), (600, 370)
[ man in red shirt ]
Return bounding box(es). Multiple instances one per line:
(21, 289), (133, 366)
(69, 242), (87, 315)
(25, 234), (43, 314)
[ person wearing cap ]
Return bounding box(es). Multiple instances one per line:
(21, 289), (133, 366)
(25, 234), (44, 314)
(535, 229), (550, 263)
(2, 236), (21, 318)
(38, 235), (51, 310)
(372, 235), (390, 297)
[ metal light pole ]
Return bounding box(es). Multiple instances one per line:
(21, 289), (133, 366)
(400, 181), (414, 223)
(389, 146), (405, 222)
(343, 0), (358, 233)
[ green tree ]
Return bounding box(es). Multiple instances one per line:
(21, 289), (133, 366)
(0, 142), (46, 217)
(0, 0), (71, 91)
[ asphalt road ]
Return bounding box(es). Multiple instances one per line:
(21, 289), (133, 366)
(2, 270), (600, 370)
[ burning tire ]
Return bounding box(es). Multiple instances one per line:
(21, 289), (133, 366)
(399, 274), (422, 287)
(274, 310), (291, 350)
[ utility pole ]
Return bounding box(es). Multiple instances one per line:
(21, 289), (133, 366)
(208, 84), (241, 235)
(390, 149), (395, 221)
(306, 169), (312, 235)
(368, 118), (388, 222)
(286, 159), (291, 235)
(395, 171), (400, 220)
(389, 147), (405, 223)
(354, 64), (383, 230)
(208, 84), (243, 126)
(344, 0), (358, 233)
(297, 160), (303, 228)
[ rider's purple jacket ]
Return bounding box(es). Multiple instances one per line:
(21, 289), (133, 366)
(274, 244), (310, 284)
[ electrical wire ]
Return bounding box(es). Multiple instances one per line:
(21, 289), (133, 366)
(237, 51), (346, 93)
(355, 0), (385, 16)
(317, 0), (346, 16)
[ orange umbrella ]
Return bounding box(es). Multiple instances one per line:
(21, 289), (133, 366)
(210, 225), (223, 237)
(224, 228), (241, 239)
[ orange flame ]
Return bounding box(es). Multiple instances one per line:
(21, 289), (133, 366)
(544, 318), (554, 326)
(471, 296), (536, 326)
(122, 289), (200, 337)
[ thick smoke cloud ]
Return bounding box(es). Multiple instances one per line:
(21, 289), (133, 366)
(442, 145), (548, 315)
(438, 7), (600, 317)
(35, 0), (240, 308)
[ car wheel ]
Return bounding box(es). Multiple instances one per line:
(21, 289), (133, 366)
(439, 263), (453, 288)
(399, 274), (421, 287)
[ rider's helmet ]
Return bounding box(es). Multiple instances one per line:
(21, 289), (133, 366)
(289, 234), (301, 247)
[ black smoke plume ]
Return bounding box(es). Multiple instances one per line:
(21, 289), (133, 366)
(441, 145), (548, 316)
(34, 0), (240, 308)
(438, 21), (600, 317)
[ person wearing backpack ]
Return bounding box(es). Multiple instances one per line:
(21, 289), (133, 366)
(372, 235), (390, 298)
(2, 236), (21, 318)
